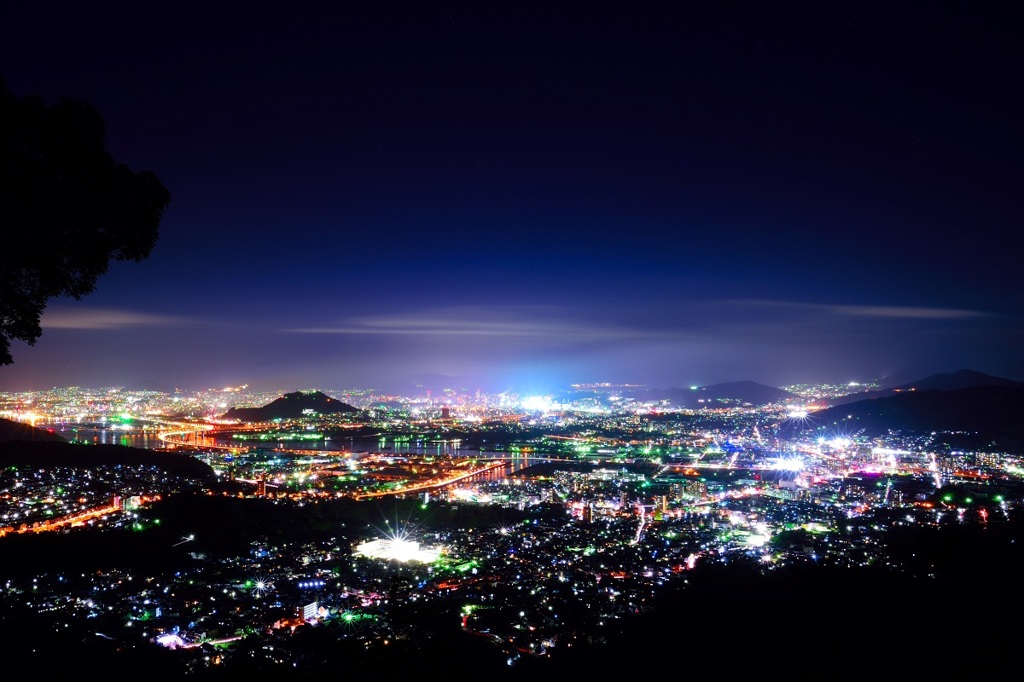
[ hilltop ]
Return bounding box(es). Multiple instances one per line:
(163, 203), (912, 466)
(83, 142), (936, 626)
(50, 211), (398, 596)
(785, 384), (1024, 452)
(221, 390), (359, 422)
(645, 380), (798, 409)
(827, 368), (1021, 406)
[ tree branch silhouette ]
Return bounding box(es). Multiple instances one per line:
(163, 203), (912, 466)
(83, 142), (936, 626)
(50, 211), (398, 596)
(0, 77), (171, 365)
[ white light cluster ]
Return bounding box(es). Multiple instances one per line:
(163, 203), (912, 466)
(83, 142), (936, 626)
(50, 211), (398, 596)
(354, 538), (442, 563)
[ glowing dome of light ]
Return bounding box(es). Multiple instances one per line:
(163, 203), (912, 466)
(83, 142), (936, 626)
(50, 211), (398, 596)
(354, 537), (442, 563)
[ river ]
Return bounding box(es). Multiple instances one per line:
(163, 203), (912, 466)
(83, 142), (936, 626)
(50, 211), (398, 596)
(60, 428), (553, 479)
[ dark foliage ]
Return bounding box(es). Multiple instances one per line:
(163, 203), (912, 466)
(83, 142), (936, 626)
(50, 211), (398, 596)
(0, 77), (170, 365)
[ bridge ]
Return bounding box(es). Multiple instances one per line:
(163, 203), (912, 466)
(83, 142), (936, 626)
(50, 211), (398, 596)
(353, 460), (512, 500)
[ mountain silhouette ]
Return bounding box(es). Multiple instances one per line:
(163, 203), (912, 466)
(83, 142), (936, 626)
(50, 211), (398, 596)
(220, 390), (358, 422)
(876, 367), (933, 389)
(786, 384), (1024, 452)
(382, 372), (492, 395)
(827, 368), (1020, 407)
(126, 378), (174, 393)
(897, 368), (1020, 391)
(646, 380), (797, 408)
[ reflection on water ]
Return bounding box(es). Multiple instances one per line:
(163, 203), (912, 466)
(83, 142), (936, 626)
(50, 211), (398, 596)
(343, 439), (551, 477)
(66, 430), (552, 481)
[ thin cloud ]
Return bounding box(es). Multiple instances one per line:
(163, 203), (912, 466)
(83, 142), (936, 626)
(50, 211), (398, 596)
(41, 307), (195, 330)
(720, 299), (992, 320)
(831, 305), (990, 319)
(285, 305), (661, 340)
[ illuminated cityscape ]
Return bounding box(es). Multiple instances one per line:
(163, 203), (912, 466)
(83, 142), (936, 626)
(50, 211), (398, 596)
(1, 379), (1022, 677)
(2, 4), (1022, 679)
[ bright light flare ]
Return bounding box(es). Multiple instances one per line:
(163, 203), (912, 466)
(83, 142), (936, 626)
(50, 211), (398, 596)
(354, 537), (441, 563)
(768, 456), (805, 472)
(156, 633), (185, 649)
(520, 395), (554, 412)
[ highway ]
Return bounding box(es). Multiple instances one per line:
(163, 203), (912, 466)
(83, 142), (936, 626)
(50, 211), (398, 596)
(0, 495), (159, 537)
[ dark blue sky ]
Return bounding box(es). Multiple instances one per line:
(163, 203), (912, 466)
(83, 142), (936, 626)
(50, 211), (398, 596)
(2, 4), (1022, 393)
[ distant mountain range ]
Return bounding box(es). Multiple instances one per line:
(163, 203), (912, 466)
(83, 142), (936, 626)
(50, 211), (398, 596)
(645, 380), (798, 408)
(125, 379), (176, 393)
(562, 380), (798, 409)
(380, 372), (495, 395)
(826, 369), (1021, 406)
(220, 390), (359, 422)
(784, 369), (1024, 451)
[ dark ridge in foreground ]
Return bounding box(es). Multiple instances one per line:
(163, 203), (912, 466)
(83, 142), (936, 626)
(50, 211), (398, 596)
(3, 514), (1022, 681)
(0, 439), (216, 480)
(0, 416), (66, 443)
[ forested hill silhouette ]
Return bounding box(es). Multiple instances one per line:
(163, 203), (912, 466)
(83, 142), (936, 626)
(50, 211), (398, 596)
(785, 384), (1024, 452)
(0, 440), (215, 480)
(828, 368), (1021, 406)
(221, 390), (359, 422)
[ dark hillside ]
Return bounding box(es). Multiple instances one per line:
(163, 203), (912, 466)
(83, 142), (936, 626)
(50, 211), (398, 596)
(0, 417), (66, 442)
(0, 439), (215, 480)
(786, 385), (1024, 452)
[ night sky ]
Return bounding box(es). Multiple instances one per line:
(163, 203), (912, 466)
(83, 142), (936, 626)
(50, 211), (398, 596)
(2, 4), (1022, 394)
